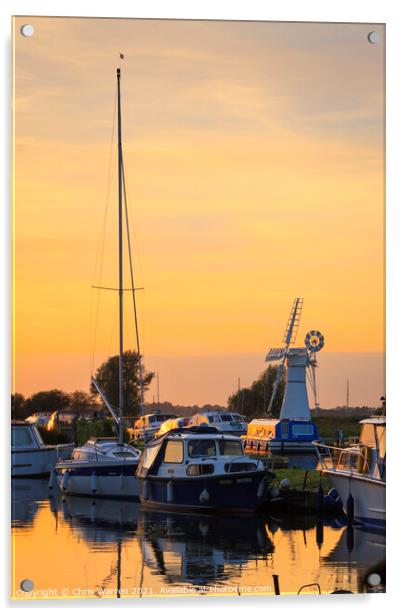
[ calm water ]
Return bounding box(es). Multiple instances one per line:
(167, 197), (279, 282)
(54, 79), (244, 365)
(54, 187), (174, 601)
(11, 479), (385, 600)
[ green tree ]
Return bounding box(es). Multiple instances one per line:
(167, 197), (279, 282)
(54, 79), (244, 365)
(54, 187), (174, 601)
(23, 389), (70, 415)
(69, 390), (101, 415)
(91, 350), (154, 417)
(227, 365), (286, 420)
(11, 393), (26, 420)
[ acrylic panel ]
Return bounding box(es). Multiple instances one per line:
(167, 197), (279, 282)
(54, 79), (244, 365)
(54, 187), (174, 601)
(12, 16), (385, 599)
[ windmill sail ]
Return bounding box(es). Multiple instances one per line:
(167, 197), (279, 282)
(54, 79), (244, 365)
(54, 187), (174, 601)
(266, 297), (303, 415)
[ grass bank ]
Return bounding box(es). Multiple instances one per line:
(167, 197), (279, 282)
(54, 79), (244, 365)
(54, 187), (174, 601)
(273, 467), (332, 492)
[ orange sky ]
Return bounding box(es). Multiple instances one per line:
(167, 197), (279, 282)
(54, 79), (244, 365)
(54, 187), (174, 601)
(13, 18), (385, 406)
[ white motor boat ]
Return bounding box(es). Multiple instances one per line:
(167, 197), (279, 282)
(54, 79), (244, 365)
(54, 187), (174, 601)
(53, 437), (141, 498)
(314, 416), (386, 530)
(53, 66), (144, 500)
(11, 421), (73, 477)
(189, 411), (247, 437)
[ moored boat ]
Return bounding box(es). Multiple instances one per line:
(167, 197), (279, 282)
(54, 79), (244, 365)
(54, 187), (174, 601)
(53, 437), (141, 498)
(244, 417), (319, 454)
(314, 415), (386, 530)
(53, 65), (143, 499)
(189, 411), (247, 437)
(11, 420), (74, 477)
(136, 426), (272, 513)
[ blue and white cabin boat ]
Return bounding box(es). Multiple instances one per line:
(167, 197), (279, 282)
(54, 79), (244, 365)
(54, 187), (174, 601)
(245, 348), (320, 453)
(315, 416), (386, 530)
(136, 426), (271, 513)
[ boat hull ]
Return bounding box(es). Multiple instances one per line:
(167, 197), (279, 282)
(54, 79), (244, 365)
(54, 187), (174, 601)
(138, 470), (268, 513)
(322, 470), (385, 530)
(55, 462), (140, 499)
(11, 444), (74, 477)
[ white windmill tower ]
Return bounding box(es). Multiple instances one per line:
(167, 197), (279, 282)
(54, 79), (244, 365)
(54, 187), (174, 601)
(265, 298), (324, 422)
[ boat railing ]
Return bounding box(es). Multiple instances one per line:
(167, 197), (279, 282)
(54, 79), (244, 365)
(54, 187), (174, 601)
(313, 441), (371, 475)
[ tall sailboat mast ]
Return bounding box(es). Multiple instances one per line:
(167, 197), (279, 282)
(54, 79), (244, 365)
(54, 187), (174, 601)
(117, 67), (124, 445)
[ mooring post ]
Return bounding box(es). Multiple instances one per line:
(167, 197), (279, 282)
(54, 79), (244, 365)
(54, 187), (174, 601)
(272, 574), (280, 595)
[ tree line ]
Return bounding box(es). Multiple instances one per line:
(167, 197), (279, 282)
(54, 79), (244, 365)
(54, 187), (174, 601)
(227, 365), (286, 419)
(12, 350), (154, 420)
(12, 349), (286, 422)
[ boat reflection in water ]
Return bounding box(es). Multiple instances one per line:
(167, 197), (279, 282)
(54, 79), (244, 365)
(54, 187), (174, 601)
(12, 480), (385, 598)
(11, 478), (56, 527)
(60, 496), (140, 542)
(137, 510), (274, 589)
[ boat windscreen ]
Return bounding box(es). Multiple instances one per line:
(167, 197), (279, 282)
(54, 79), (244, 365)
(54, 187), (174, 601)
(137, 441), (164, 477)
(219, 440), (243, 456)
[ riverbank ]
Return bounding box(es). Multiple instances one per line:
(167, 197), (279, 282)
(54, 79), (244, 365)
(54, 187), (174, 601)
(273, 468), (332, 492)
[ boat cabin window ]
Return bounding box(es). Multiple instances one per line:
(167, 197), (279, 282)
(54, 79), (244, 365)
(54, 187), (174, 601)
(292, 424), (314, 436)
(12, 427), (35, 447)
(188, 439), (216, 458)
(187, 464), (215, 476)
(220, 414), (233, 422)
(224, 462), (257, 472)
(164, 440), (184, 463)
(219, 440), (243, 456)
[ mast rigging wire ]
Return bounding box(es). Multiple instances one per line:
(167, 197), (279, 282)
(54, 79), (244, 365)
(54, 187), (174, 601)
(89, 89), (117, 378)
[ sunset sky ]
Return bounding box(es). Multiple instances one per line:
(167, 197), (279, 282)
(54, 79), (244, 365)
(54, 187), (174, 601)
(13, 17), (385, 407)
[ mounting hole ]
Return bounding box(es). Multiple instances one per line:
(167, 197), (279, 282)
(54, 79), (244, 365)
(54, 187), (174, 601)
(20, 24), (34, 37)
(20, 579), (34, 592)
(367, 31), (379, 44)
(367, 573), (381, 586)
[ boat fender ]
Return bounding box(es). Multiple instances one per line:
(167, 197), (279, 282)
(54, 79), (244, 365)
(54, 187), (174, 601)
(143, 480), (149, 500)
(91, 471), (97, 493)
(328, 488), (340, 501)
(199, 488), (210, 503)
(48, 468), (55, 490)
(325, 488), (343, 511)
(167, 480), (174, 503)
(61, 470), (70, 492)
(280, 478), (291, 490)
(257, 478), (266, 501)
(346, 493), (354, 522)
(269, 485), (280, 499)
